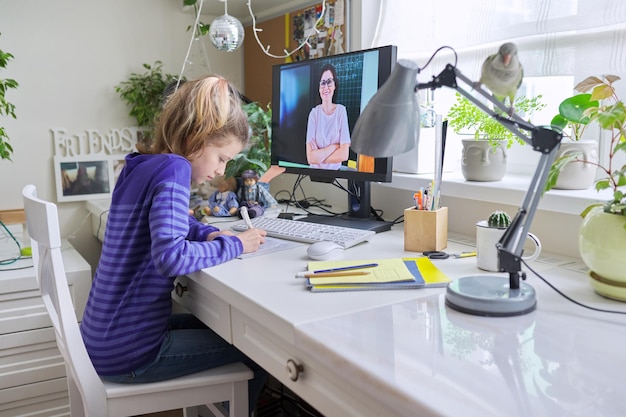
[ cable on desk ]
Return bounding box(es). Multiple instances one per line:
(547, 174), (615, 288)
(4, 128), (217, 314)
(273, 175), (338, 217)
(0, 219), (22, 265)
(390, 213), (405, 226)
(523, 258), (626, 315)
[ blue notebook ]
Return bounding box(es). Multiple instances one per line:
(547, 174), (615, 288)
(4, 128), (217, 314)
(306, 257), (450, 293)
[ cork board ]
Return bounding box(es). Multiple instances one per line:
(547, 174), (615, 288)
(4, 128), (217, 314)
(243, 0), (347, 106)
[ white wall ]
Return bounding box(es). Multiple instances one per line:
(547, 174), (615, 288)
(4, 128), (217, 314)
(0, 0), (588, 271)
(0, 0), (244, 268)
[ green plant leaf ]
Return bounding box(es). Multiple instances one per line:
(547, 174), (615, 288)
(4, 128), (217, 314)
(580, 203), (603, 218)
(550, 114), (567, 129)
(0, 32), (18, 161)
(558, 94), (598, 124)
(115, 61), (184, 130)
(545, 152), (581, 192)
(596, 101), (625, 130)
(447, 93), (544, 149)
(595, 179), (611, 191)
(225, 102), (272, 179)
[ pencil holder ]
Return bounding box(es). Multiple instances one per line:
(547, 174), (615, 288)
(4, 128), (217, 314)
(404, 206), (448, 252)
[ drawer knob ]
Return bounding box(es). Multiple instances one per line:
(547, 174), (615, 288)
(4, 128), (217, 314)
(174, 282), (188, 297)
(286, 359), (304, 381)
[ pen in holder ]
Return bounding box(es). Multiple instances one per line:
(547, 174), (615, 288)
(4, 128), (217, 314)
(404, 206), (448, 252)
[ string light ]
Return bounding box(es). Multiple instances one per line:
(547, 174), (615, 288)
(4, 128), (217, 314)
(183, 0), (330, 59)
(247, 0), (327, 59)
(177, 0), (205, 87)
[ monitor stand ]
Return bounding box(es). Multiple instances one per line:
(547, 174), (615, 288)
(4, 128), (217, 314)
(297, 179), (393, 233)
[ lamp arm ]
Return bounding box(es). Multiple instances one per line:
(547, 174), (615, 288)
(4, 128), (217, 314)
(416, 63), (562, 289)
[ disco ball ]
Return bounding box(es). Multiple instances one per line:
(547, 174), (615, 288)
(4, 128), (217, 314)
(209, 14), (244, 52)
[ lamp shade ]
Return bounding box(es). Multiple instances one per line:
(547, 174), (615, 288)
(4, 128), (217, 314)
(350, 59), (420, 158)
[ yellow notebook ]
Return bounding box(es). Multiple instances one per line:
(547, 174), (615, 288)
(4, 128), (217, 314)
(306, 258), (450, 292)
(306, 258), (415, 286)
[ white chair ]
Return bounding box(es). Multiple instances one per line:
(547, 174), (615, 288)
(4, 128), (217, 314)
(22, 184), (252, 417)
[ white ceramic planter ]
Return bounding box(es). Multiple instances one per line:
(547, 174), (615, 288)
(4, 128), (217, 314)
(554, 140), (598, 190)
(461, 139), (506, 182)
(579, 209), (626, 300)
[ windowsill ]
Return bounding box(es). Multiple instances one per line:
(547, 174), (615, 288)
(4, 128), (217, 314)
(380, 171), (612, 216)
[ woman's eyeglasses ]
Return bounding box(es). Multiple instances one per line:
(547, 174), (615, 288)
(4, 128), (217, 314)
(319, 78), (335, 87)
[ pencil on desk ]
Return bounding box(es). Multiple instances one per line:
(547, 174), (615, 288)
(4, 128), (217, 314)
(296, 271), (372, 279)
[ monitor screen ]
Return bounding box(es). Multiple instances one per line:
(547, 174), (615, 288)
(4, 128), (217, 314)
(270, 45), (397, 183)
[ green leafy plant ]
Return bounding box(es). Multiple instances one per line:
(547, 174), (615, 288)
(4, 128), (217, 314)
(115, 61), (183, 138)
(224, 101), (272, 179)
(447, 92), (545, 149)
(0, 33), (19, 161)
(183, 0), (210, 37)
(547, 75), (626, 218)
(550, 93), (599, 141)
(544, 92), (600, 192)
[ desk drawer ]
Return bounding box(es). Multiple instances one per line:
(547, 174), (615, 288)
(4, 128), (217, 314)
(172, 275), (231, 343)
(231, 308), (390, 417)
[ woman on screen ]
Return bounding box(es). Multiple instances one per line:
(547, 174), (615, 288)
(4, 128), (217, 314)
(306, 63), (350, 169)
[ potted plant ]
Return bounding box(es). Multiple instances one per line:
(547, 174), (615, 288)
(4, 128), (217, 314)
(0, 32), (18, 161)
(545, 92), (600, 190)
(447, 92), (545, 181)
(224, 101), (272, 180)
(476, 210), (542, 271)
(183, 0), (210, 37)
(115, 61), (183, 147)
(563, 75), (626, 300)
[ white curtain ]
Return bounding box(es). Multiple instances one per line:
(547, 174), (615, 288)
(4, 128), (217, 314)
(374, 0), (626, 81)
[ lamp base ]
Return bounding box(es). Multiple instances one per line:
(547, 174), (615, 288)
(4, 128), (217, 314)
(445, 275), (536, 317)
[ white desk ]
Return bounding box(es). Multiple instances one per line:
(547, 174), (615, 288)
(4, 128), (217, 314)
(172, 223), (626, 417)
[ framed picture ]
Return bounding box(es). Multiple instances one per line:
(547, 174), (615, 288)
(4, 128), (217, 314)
(54, 156), (116, 202)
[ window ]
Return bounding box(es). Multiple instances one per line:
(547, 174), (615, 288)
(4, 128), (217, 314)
(363, 0), (626, 178)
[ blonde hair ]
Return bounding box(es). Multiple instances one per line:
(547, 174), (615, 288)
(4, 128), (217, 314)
(139, 75), (250, 158)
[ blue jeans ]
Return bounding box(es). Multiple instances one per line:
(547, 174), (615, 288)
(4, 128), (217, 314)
(102, 314), (267, 415)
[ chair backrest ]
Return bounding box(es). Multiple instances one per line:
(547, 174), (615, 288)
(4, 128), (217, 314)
(22, 185), (108, 416)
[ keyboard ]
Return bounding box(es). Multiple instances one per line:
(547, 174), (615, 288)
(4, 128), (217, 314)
(231, 216), (375, 248)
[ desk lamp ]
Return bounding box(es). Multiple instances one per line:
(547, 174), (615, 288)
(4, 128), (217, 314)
(351, 58), (562, 317)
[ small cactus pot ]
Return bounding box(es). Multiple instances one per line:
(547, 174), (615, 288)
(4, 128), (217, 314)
(488, 210), (512, 229)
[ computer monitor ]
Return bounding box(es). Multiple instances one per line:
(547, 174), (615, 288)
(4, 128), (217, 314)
(271, 45), (397, 232)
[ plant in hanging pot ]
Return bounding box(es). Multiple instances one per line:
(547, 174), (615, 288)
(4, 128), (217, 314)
(544, 91), (600, 190)
(564, 75), (626, 300)
(447, 92), (545, 181)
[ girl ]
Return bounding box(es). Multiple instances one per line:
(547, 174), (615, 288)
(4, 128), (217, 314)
(80, 75), (268, 414)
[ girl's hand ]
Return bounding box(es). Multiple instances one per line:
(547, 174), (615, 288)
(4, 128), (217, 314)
(236, 228), (267, 253)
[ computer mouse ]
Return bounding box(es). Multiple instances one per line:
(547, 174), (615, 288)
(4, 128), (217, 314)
(307, 241), (344, 261)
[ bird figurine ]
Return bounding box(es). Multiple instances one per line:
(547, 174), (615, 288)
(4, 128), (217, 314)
(478, 42), (523, 113)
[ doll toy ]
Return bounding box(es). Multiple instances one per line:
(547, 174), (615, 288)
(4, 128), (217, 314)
(237, 169), (278, 219)
(204, 175), (239, 217)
